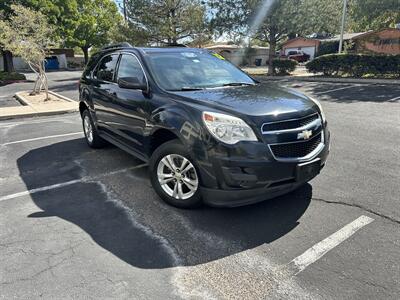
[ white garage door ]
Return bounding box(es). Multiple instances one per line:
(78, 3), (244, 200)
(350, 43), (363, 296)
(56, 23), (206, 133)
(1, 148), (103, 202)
(285, 46), (316, 59)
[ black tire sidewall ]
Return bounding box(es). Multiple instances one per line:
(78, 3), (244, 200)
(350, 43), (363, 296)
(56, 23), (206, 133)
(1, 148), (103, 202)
(149, 140), (202, 208)
(82, 110), (105, 148)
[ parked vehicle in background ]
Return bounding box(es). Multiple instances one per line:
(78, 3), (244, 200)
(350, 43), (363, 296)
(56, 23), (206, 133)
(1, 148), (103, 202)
(79, 44), (330, 208)
(281, 50), (310, 62)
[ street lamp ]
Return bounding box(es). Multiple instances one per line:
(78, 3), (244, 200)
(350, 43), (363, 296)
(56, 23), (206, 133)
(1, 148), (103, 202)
(338, 0), (348, 53)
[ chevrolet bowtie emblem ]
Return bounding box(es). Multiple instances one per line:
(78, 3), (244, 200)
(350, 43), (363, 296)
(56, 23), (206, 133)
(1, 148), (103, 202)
(298, 130), (313, 140)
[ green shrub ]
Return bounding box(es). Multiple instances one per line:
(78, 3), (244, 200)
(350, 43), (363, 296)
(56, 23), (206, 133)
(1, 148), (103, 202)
(316, 41), (339, 57)
(306, 54), (400, 77)
(272, 59), (298, 75)
(0, 72), (26, 81)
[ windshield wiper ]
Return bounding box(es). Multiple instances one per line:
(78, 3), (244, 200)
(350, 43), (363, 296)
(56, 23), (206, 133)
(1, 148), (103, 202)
(169, 87), (205, 91)
(222, 82), (255, 87)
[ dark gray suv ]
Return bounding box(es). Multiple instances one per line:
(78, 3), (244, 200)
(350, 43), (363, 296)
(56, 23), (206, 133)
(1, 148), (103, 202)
(79, 44), (330, 208)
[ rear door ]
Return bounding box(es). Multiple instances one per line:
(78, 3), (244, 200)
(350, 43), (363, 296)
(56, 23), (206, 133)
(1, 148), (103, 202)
(109, 53), (150, 152)
(91, 53), (120, 132)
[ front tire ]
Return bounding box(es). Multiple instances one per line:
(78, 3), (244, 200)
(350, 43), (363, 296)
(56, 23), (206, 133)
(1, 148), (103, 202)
(149, 140), (202, 208)
(82, 109), (106, 148)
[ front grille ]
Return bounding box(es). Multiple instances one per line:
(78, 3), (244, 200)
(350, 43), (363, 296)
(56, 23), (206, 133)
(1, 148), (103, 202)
(262, 113), (319, 132)
(270, 132), (322, 158)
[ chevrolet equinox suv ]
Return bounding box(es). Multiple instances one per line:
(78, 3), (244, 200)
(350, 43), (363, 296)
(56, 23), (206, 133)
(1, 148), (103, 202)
(79, 43), (330, 208)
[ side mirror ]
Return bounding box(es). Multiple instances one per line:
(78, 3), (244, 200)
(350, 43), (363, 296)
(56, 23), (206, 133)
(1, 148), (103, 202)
(118, 77), (147, 91)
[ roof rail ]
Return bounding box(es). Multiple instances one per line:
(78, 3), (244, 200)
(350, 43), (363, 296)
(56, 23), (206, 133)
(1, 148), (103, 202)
(101, 42), (133, 51)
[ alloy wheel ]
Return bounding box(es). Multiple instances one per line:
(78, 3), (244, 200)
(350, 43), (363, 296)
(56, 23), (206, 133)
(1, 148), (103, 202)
(83, 115), (93, 143)
(157, 154), (199, 200)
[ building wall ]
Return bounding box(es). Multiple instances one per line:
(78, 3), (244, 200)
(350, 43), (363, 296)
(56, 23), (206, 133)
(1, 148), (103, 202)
(355, 29), (400, 55)
(208, 47), (269, 66)
(0, 57), (30, 71)
(0, 54), (68, 71)
(282, 38), (320, 59)
(283, 38), (320, 49)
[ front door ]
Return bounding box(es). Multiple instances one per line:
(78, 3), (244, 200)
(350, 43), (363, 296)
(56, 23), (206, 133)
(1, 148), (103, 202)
(109, 53), (149, 152)
(91, 54), (120, 133)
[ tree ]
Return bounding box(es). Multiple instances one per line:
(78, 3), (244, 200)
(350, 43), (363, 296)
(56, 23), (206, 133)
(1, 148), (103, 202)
(69, 0), (122, 63)
(125, 0), (208, 45)
(108, 19), (149, 46)
(0, 5), (54, 99)
(348, 0), (400, 31)
(0, 1), (16, 73)
(0, 0), (79, 72)
(209, 0), (342, 74)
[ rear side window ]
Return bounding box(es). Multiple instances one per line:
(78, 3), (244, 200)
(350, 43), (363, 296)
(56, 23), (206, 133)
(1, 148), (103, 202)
(82, 53), (100, 79)
(94, 54), (119, 82)
(117, 54), (146, 84)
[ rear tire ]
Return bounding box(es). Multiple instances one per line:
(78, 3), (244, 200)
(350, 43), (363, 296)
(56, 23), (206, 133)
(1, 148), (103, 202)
(149, 140), (202, 208)
(82, 109), (106, 148)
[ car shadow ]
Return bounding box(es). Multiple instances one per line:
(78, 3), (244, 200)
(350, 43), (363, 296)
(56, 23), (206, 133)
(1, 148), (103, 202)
(17, 138), (312, 269)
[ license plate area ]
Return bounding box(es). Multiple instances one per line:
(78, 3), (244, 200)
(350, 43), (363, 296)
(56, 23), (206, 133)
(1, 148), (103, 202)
(296, 158), (321, 182)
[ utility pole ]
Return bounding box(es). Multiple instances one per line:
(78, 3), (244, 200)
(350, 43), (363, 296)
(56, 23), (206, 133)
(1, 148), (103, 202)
(338, 0), (348, 53)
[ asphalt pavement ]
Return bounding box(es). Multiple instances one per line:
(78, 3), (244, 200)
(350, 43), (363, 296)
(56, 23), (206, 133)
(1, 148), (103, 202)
(0, 71), (81, 107)
(0, 80), (399, 299)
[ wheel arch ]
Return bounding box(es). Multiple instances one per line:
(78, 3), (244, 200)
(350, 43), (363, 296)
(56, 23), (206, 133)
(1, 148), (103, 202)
(148, 104), (203, 156)
(79, 101), (88, 115)
(148, 128), (181, 155)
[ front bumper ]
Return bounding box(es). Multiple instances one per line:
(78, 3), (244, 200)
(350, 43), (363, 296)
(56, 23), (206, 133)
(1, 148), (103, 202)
(196, 128), (330, 207)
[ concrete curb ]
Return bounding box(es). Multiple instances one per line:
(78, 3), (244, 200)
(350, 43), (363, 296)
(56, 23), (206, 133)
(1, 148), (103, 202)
(255, 75), (400, 85)
(47, 91), (76, 102)
(0, 91), (78, 120)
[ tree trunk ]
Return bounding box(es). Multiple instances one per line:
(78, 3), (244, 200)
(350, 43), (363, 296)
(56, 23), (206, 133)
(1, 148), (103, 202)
(41, 61), (49, 101)
(2, 50), (15, 73)
(268, 37), (277, 76)
(82, 47), (89, 64)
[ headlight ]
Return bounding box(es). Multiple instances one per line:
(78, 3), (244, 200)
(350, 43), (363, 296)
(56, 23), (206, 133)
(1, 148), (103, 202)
(310, 97), (326, 123)
(202, 111), (258, 144)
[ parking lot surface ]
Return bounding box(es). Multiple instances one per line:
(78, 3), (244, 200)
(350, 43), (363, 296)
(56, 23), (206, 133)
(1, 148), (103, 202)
(0, 71), (80, 107)
(1, 81), (399, 299)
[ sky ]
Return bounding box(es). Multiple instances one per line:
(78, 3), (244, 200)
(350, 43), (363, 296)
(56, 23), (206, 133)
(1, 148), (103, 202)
(113, 0), (124, 13)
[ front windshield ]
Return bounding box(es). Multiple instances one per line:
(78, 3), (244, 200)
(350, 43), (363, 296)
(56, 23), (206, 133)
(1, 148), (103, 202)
(146, 51), (255, 91)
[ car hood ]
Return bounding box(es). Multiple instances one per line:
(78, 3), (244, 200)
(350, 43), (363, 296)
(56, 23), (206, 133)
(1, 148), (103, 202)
(171, 83), (317, 121)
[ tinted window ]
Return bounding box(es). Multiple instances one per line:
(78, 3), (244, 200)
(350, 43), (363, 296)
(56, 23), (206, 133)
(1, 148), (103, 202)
(95, 54), (119, 82)
(146, 51), (254, 91)
(117, 54), (146, 84)
(82, 53), (101, 79)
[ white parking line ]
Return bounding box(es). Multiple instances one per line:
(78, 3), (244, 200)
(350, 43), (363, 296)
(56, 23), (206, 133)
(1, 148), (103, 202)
(0, 115), (78, 128)
(0, 163), (148, 202)
(388, 96), (400, 101)
(286, 215), (374, 275)
(2, 132), (83, 146)
(313, 85), (360, 95)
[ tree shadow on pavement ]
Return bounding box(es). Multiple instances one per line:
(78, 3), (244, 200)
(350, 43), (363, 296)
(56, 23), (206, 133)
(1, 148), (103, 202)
(17, 138), (312, 269)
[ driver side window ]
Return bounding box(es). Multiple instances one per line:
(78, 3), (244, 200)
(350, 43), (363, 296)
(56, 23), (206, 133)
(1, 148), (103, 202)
(117, 54), (146, 85)
(94, 54), (119, 82)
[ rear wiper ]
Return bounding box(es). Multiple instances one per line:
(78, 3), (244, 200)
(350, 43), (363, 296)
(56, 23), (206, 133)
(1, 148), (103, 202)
(222, 82), (255, 87)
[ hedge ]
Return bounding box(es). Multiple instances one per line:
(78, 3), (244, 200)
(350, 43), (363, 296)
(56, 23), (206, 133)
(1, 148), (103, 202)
(306, 54), (400, 77)
(316, 41), (339, 57)
(0, 72), (26, 81)
(272, 59), (298, 75)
